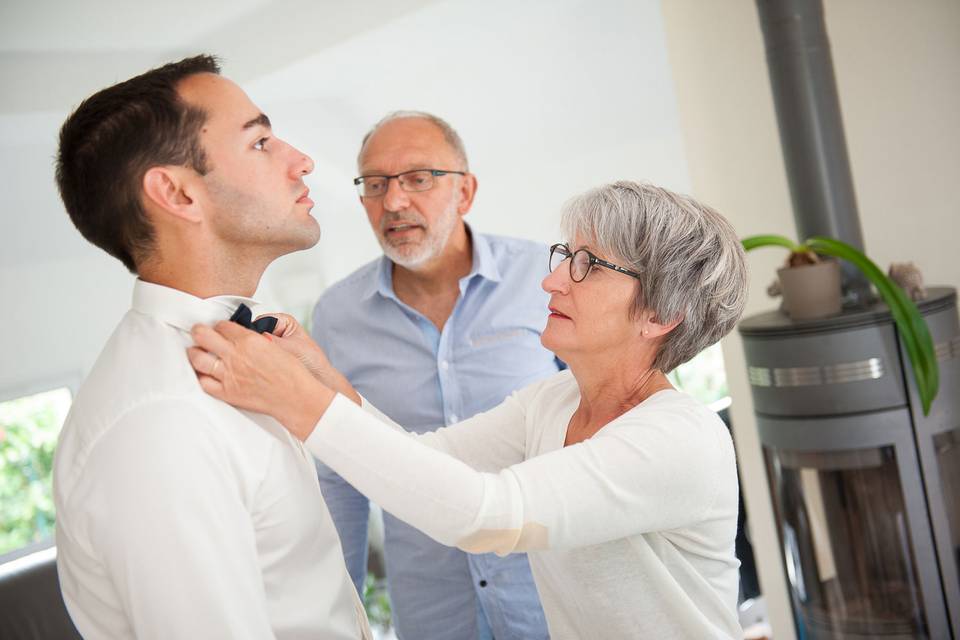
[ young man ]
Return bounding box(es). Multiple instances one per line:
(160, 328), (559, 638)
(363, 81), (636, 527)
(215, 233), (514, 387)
(312, 112), (559, 640)
(53, 55), (370, 639)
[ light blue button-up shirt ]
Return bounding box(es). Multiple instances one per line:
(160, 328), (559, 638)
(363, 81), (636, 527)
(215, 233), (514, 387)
(312, 230), (560, 640)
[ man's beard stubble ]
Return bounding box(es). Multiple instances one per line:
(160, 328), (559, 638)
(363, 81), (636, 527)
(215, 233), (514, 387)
(378, 194), (459, 269)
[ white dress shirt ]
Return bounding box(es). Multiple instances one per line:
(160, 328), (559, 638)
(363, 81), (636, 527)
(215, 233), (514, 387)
(54, 280), (370, 640)
(308, 370), (743, 639)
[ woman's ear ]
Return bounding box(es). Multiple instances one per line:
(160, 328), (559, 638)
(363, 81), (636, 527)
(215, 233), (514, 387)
(142, 166), (202, 223)
(642, 311), (682, 339)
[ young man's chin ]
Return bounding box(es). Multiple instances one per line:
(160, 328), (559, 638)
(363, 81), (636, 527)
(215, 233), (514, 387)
(274, 223), (322, 255)
(299, 226), (323, 251)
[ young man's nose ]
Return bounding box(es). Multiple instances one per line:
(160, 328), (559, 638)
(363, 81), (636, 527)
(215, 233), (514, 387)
(286, 141), (314, 177)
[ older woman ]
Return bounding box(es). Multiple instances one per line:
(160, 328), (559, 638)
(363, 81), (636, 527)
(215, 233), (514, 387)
(189, 181), (748, 638)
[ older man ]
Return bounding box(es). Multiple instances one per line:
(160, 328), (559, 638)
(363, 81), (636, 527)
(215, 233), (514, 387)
(53, 55), (369, 639)
(312, 112), (558, 639)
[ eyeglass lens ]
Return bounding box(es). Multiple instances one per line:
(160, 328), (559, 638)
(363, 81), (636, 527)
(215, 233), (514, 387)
(360, 170), (434, 197)
(549, 246), (591, 282)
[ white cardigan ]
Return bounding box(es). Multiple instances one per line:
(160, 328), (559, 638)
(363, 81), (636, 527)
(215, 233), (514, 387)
(307, 370), (742, 639)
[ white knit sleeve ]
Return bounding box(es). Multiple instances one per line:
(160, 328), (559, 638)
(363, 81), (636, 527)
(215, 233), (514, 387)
(358, 394), (528, 472)
(307, 392), (730, 555)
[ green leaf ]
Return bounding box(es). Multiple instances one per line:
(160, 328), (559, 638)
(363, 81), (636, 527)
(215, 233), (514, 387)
(806, 236), (939, 415)
(742, 234), (803, 252)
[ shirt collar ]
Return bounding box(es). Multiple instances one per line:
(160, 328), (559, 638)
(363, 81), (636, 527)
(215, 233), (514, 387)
(131, 279), (261, 333)
(467, 226), (502, 284)
(370, 256), (398, 303)
(364, 225), (502, 302)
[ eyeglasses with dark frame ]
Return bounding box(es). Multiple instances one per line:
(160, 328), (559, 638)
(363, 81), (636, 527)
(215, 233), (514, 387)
(353, 169), (466, 198)
(549, 243), (643, 282)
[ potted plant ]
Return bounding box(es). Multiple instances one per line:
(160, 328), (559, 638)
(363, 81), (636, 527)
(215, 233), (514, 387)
(742, 234), (940, 415)
(769, 244), (843, 321)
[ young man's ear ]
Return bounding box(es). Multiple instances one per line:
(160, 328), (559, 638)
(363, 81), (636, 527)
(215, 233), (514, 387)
(456, 173), (478, 215)
(142, 166), (202, 223)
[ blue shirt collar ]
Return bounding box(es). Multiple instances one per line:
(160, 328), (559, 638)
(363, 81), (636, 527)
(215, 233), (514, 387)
(372, 255), (397, 302)
(469, 227), (503, 284)
(366, 225), (502, 302)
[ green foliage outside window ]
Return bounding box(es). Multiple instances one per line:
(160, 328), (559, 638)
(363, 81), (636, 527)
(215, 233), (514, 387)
(363, 572), (393, 632)
(0, 388), (71, 556)
(668, 343), (729, 407)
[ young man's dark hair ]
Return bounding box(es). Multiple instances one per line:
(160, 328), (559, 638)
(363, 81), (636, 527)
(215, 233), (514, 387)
(55, 54), (220, 273)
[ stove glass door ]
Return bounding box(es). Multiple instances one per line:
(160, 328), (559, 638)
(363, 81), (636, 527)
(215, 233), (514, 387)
(766, 444), (930, 638)
(933, 428), (960, 589)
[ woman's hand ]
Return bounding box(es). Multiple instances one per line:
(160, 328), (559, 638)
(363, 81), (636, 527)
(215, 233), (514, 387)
(188, 321), (337, 441)
(259, 313), (359, 401)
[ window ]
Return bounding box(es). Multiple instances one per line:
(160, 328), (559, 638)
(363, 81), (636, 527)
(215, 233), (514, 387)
(669, 342), (730, 410)
(0, 387), (72, 558)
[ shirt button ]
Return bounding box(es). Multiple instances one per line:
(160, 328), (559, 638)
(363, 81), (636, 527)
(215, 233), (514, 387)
(449, 414), (459, 423)
(440, 360), (449, 370)
(479, 580), (488, 587)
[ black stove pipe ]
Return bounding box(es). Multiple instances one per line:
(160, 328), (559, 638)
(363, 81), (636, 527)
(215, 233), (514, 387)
(756, 0), (873, 306)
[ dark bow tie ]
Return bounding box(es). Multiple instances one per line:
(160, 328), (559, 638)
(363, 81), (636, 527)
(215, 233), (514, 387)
(229, 303), (278, 335)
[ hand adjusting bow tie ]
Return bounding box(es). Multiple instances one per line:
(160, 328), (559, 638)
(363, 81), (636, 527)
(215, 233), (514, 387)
(229, 303), (278, 335)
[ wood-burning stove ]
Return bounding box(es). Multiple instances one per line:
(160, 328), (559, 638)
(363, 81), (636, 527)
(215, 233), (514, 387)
(741, 289), (959, 638)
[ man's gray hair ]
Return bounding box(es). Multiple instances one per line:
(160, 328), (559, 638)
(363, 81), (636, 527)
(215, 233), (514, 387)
(561, 181), (748, 373)
(358, 110), (469, 170)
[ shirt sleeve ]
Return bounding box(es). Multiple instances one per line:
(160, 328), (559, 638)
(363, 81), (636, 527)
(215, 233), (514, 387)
(79, 400), (277, 639)
(359, 396), (528, 472)
(310, 296), (371, 596)
(307, 392), (727, 556)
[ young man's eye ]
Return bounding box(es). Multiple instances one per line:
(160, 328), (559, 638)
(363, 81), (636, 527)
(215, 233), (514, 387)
(253, 137), (270, 151)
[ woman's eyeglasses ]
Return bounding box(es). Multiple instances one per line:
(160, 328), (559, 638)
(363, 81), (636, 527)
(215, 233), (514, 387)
(549, 243), (643, 282)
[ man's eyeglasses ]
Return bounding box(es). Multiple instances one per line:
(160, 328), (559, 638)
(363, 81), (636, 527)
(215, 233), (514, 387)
(549, 243), (643, 282)
(353, 169), (466, 198)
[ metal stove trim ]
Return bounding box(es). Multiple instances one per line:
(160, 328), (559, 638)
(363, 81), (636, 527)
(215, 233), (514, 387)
(748, 358), (884, 388)
(935, 335), (960, 362)
(748, 336), (959, 388)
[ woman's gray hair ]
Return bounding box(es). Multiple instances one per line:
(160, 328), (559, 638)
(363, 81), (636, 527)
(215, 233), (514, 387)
(561, 181), (748, 373)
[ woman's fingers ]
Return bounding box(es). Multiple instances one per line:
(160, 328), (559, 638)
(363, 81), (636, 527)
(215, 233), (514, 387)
(190, 322), (236, 358)
(196, 372), (225, 399)
(213, 319), (255, 342)
(187, 317), (335, 440)
(248, 314), (328, 375)
(187, 346), (221, 378)
(260, 312), (301, 338)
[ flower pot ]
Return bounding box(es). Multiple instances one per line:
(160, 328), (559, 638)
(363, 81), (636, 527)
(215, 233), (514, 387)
(777, 259), (842, 320)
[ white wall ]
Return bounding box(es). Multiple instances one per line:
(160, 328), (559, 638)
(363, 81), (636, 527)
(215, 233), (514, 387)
(661, 1), (960, 638)
(249, 0), (692, 318)
(0, 110), (133, 398)
(1, 0), (692, 397)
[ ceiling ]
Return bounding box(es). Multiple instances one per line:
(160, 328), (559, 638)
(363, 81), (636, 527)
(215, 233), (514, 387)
(0, 0), (442, 113)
